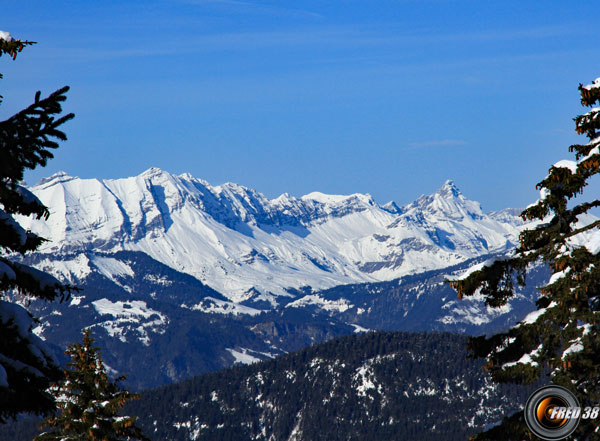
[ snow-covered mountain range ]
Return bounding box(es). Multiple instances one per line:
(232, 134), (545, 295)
(12, 168), (547, 389)
(19, 167), (527, 305)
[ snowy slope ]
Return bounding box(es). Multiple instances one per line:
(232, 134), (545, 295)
(19, 249), (545, 389)
(18, 168), (528, 303)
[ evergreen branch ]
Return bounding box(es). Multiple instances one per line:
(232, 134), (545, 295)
(564, 218), (600, 240)
(580, 80), (600, 107)
(0, 86), (74, 184)
(0, 183), (49, 219)
(0, 40), (36, 60)
(36, 330), (149, 440)
(449, 75), (600, 440)
(0, 33), (77, 423)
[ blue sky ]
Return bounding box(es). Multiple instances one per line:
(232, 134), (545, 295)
(2, 0), (600, 211)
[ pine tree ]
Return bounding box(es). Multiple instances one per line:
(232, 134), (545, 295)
(449, 77), (600, 440)
(35, 329), (149, 441)
(0, 32), (75, 422)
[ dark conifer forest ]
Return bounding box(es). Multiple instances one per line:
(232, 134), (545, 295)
(0, 331), (535, 441)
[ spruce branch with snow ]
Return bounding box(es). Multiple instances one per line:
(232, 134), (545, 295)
(449, 77), (600, 440)
(0, 32), (76, 422)
(35, 330), (149, 441)
(0, 31), (35, 103)
(0, 31), (35, 61)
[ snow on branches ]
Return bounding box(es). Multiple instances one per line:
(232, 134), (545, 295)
(0, 32), (75, 421)
(449, 77), (600, 440)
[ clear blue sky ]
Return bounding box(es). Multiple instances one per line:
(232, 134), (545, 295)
(2, 0), (599, 211)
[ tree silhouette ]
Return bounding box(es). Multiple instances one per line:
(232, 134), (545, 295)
(450, 76), (600, 440)
(36, 330), (149, 441)
(0, 31), (75, 422)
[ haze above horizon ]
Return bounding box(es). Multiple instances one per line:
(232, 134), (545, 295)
(2, 0), (600, 211)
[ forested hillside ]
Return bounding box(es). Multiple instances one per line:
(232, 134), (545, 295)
(124, 331), (533, 441)
(0, 331), (537, 441)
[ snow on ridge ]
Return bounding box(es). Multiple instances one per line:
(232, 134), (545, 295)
(34, 255), (92, 284)
(286, 294), (352, 313)
(301, 191), (374, 206)
(91, 256), (134, 279)
(35, 171), (76, 187)
(19, 168), (533, 301)
(354, 362), (377, 398)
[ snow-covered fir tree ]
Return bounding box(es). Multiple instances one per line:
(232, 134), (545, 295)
(0, 32), (75, 422)
(35, 329), (149, 441)
(450, 77), (600, 440)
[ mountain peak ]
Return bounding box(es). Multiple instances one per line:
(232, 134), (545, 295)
(21, 169), (527, 301)
(302, 192), (350, 204)
(403, 179), (485, 222)
(437, 179), (461, 196)
(140, 167), (169, 178)
(382, 201), (402, 214)
(35, 171), (76, 187)
(301, 191), (375, 207)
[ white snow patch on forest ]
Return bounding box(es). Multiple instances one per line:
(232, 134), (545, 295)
(143, 273), (172, 286)
(226, 348), (261, 365)
(35, 254), (92, 284)
(286, 295), (352, 313)
(91, 299), (167, 346)
(353, 358), (384, 398)
(91, 256), (134, 279)
(92, 299), (157, 318)
(183, 297), (261, 316)
(70, 295), (84, 306)
(354, 364), (376, 397)
(351, 323), (370, 333)
(438, 290), (512, 326)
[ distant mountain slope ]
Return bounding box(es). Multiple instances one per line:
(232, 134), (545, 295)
(122, 331), (534, 441)
(0, 172), (550, 439)
(15, 249), (544, 390)
(18, 168), (527, 303)
(6, 170), (553, 390)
